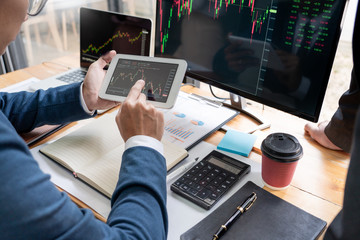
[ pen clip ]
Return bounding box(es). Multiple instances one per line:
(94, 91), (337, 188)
(245, 193), (257, 211)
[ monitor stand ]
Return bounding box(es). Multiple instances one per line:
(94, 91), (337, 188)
(223, 93), (271, 133)
(185, 78), (271, 133)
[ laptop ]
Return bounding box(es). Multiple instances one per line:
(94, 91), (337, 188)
(30, 7), (153, 91)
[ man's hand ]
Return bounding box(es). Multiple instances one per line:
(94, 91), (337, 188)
(116, 80), (164, 142)
(82, 50), (119, 111)
(304, 121), (342, 151)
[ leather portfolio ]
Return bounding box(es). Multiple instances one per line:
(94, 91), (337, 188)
(180, 181), (327, 240)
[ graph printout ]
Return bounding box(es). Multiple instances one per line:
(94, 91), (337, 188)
(161, 91), (238, 150)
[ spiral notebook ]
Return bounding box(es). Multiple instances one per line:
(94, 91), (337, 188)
(181, 181), (327, 240)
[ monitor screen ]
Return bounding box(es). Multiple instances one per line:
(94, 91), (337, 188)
(80, 8), (152, 68)
(155, 0), (347, 122)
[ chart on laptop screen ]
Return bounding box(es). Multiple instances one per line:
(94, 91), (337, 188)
(80, 8), (152, 67)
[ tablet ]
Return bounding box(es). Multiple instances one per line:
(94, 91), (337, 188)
(99, 54), (187, 108)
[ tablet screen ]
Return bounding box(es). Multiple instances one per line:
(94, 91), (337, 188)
(105, 59), (179, 103)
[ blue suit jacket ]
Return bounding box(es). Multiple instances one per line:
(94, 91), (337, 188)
(0, 83), (168, 239)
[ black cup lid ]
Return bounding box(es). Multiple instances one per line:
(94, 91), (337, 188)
(261, 133), (303, 162)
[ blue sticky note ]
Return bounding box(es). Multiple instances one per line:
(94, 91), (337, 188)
(217, 130), (257, 157)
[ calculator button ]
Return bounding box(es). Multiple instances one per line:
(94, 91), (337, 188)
(184, 173), (192, 178)
(187, 188), (198, 195)
(215, 188), (225, 194)
(187, 181), (195, 187)
(194, 184), (204, 192)
(199, 180), (207, 186)
(224, 179), (232, 186)
(215, 175), (225, 183)
(196, 189), (211, 199)
(204, 176), (213, 182)
(173, 181), (182, 187)
(201, 168), (209, 175)
(220, 172), (228, 178)
(208, 170), (219, 178)
(229, 176), (236, 181)
(211, 179), (221, 186)
(220, 184), (228, 190)
(226, 176), (236, 184)
(206, 185), (217, 192)
(196, 172), (205, 179)
(204, 198), (215, 205)
(209, 192), (219, 199)
(192, 165), (202, 172)
(208, 172), (216, 178)
(180, 184), (190, 191)
(191, 176), (200, 182)
(213, 168), (221, 174)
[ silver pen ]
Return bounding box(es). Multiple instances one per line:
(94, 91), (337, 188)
(167, 157), (199, 182)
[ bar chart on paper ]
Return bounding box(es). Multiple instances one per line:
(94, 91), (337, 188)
(161, 92), (238, 150)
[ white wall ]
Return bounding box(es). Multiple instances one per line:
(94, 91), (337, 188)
(340, 0), (359, 42)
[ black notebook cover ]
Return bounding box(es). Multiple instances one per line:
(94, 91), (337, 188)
(181, 181), (327, 240)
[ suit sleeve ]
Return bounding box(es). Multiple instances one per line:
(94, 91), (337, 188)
(0, 82), (92, 133)
(324, 3), (360, 153)
(0, 114), (168, 239)
(325, 69), (360, 153)
(107, 146), (168, 240)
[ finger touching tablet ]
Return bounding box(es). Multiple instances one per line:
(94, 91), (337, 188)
(99, 54), (187, 108)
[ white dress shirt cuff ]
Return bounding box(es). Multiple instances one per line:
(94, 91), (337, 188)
(125, 135), (164, 156)
(80, 83), (96, 115)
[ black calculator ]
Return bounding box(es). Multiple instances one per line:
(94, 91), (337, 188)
(171, 150), (250, 210)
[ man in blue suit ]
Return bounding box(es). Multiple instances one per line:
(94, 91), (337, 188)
(0, 0), (167, 239)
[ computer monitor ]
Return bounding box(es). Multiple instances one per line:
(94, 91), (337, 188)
(155, 0), (347, 122)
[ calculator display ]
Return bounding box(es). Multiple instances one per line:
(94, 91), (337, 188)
(208, 157), (241, 175)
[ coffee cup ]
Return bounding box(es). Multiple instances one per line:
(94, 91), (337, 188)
(261, 133), (303, 190)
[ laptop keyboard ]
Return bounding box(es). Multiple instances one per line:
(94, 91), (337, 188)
(56, 69), (87, 84)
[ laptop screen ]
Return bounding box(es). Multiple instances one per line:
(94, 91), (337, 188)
(80, 8), (152, 68)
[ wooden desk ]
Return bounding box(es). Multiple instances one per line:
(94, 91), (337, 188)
(1, 55), (349, 237)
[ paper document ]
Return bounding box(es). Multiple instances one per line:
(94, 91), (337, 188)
(161, 92), (238, 150)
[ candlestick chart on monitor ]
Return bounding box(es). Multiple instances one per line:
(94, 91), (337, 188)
(156, 0), (278, 96)
(158, 0), (276, 53)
